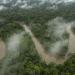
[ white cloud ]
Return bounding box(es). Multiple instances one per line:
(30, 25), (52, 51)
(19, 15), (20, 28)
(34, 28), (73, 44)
(0, 6), (6, 10)
(64, 0), (75, 3)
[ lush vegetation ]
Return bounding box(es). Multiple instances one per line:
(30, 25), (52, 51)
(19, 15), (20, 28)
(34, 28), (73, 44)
(1, 34), (75, 75)
(0, 21), (23, 41)
(0, 1), (75, 75)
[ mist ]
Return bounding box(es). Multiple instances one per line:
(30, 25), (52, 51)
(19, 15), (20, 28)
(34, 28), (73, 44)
(0, 32), (24, 75)
(47, 17), (73, 56)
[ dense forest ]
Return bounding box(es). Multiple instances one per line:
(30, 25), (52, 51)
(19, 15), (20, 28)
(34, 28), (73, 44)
(0, 0), (75, 75)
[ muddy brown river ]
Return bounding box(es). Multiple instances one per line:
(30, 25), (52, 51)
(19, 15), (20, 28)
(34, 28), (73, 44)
(0, 24), (75, 64)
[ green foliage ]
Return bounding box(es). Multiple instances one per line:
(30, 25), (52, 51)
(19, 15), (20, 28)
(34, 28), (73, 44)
(0, 22), (23, 41)
(0, 2), (75, 75)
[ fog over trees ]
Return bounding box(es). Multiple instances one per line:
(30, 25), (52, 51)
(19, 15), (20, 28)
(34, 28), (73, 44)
(0, 0), (75, 75)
